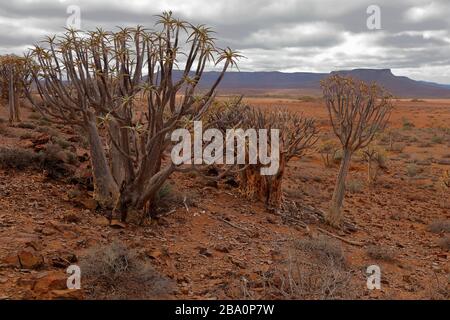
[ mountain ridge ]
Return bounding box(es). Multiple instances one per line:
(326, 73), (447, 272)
(186, 69), (450, 98)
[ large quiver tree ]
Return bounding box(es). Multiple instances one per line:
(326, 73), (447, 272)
(25, 12), (241, 221)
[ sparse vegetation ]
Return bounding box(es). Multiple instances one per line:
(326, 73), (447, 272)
(437, 236), (450, 250)
(52, 136), (71, 149)
(0, 147), (40, 169)
(16, 122), (35, 129)
(254, 237), (356, 299)
(366, 245), (396, 261)
(346, 179), (364, 193)
(406, 164), (419, 177)
(428, 220), (450, 233)
(362, 145), (387, 184)
(431, 135), (443, 144)
(80, 242), (174, 299)
(319, 140), (340, 167)
(402, 117), (415, 129)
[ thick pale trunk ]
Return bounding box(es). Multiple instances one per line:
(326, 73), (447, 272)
(85, 118), (119, 208)
(328, 149), (352, 227)
(109, 118), (125, 187)
(115, 163), (174, 222)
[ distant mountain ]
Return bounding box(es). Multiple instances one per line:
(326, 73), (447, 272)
(183, 69), (450, 98)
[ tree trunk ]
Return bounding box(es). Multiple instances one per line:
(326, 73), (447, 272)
(109, 118), (125, 187)
(8, 69), (14, 123)
(239, 155), (286, 209)
(240, 165), (264, 200)
(265, 155), (285, 208)
(85, 117), (119, 208)
(13, 85), (20, 122)
(115, 163), (174, 222)
(327, 149), (352, 227)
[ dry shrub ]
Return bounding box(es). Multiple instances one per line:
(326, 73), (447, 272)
(16, 122), (36, 129)
(294, 236), (347, 267)
(80, 241), (174, 299)
(153, 183), (195, 215)
(255, 236), (358, 300)
(0, 146), (73, 179)
(406, 163), (420, 177)
(426, 274), (450, 300)
(428, 220), (450, 234)
(38, 143), (74, 179)
(346, 179), (364, 193)
(390, 142), (405, 153)
(366, 245), (396, 262)
(319, 140), (339, 168)
(0, 147), (40, 169)
(437, 236), (450, 250)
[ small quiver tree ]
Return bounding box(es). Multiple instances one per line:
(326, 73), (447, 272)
(361, 145), (387, 185)
(321, 75), (393, 227)
(0, 54), (29, 123)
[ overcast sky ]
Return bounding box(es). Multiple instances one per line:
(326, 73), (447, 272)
(1, 0), (450, 83)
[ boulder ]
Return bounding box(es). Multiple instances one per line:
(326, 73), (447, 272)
(18, 248), (44, 270)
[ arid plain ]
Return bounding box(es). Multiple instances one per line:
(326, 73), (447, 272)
(0, 95), (448, 299)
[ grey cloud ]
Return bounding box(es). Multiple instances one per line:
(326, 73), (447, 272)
(0, 0), (449, 83)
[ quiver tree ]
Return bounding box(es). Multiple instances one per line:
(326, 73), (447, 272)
(239, 109), (318, 209)
(321, 75), (393, 227)
(25, 11), (241, 221)
(318, 140), (340, 168)
(361, 145), (387, 184)
(0, 54), (29, 123)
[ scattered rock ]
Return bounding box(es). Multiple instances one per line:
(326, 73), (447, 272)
(147, 249), (163, 260)
(80, 199), (98, 211)
(32, 271), (67, 294)
(229, 257), (247, 269)
(63, 212), (81, 224)
(49, 289), (83, 300)
(110, 219), (126, 229)
(50, 252), (77, 269)
(1, 254), (20, 268)
(198, 247), (213, 257)
(214, 244), (230, 254)
(18, 248), (44, 270)
(93, 216), (110, 226)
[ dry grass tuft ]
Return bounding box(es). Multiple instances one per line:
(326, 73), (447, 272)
(437, 236), (450, 250)
(428, 220), (450, 234)
(242, 236), (359, 300)
(366, 245), (396, 262)
(80, 241), (174, 299)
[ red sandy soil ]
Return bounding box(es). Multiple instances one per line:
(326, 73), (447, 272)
(0, 97), (448, 300)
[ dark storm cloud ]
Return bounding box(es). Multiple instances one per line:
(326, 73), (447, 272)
(0, 0), (449, 82)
